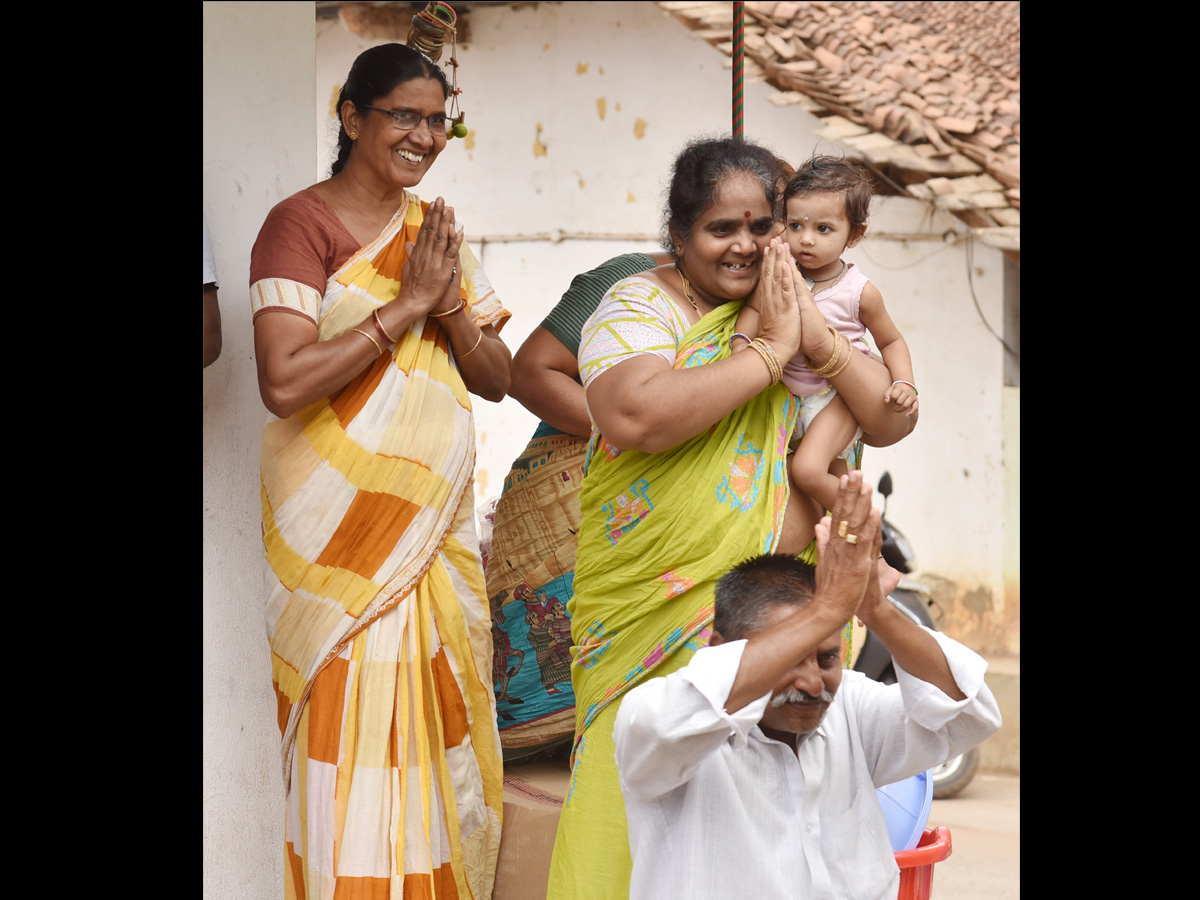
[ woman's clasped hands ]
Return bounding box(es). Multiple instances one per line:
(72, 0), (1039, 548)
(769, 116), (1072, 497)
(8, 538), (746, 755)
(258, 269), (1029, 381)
(751, 237), (804, 367)
(400, 196), (465, 318)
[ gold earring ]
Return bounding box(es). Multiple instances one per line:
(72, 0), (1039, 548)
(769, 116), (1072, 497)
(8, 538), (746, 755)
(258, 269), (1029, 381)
(350, 132), (357, 140)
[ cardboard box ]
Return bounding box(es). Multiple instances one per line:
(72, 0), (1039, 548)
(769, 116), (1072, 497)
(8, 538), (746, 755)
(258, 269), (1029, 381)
(493, 759), (572, 900)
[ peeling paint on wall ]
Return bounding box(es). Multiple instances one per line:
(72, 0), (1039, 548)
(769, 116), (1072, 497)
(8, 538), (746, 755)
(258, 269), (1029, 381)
(533, 123), (547, 157)
(339, 2), (416, 40)
(329, 84), (341, 120)
(922, 573), (1014, 657)
(627, 191), (636, 203)
(596, 98), (606, 120)
(634, 118), (647, 140)
(576, 62), (588, 75)
(464, 130), (475, 151)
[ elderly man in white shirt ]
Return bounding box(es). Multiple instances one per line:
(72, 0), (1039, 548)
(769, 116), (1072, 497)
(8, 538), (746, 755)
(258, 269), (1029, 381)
(614, 471), (1002, 900)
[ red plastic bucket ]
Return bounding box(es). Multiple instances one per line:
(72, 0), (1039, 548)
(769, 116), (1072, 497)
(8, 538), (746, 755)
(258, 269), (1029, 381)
(893, 826), (952, 900)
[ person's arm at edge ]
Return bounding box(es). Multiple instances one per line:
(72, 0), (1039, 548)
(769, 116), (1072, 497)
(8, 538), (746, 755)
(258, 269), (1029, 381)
(509, 326), (592, 437)
(510, 251), (675, 437)
(204, 283), (222, 367)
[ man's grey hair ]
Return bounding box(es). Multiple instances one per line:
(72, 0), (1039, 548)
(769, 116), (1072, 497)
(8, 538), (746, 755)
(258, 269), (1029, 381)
(714, 554), (816, 641)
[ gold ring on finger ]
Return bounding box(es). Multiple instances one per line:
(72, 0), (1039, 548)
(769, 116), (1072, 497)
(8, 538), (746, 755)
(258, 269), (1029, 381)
(838, 520), (850, 538)
(844, 533), (859, 544)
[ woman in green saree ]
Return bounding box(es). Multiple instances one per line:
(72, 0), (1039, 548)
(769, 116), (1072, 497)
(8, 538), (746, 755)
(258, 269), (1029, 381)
(546, 138), (916, 899)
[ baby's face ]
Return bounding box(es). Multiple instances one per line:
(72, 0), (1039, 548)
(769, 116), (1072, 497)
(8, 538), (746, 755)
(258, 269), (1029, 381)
(784, 191), (858, 277)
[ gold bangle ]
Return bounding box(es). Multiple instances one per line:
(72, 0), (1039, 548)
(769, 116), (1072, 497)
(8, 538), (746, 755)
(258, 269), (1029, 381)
(763, 340), (782, 381)
(373, 309), (398, 343)
(756, 339), (783, 383)
(457, 329), (485, 359)
(826, 343), (854, 379)
(429, 298), (466, 318)
(351, 327), (383, 355)
(748, 338), (782, 385)
(746, 340), (772, 381)
(809, 325), (842, 375)
(809, 330), (841, 376)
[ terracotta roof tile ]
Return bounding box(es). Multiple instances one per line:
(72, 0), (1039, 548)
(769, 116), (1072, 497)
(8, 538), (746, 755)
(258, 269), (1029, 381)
(657, 0), (1020, 249)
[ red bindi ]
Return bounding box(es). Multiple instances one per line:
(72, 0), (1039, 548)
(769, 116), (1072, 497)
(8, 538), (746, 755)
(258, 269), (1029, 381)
(744, 210), (751, 219)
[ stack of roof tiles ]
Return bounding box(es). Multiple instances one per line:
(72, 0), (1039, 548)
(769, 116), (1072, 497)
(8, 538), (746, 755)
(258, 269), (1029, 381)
(657, 0), (1020, 252)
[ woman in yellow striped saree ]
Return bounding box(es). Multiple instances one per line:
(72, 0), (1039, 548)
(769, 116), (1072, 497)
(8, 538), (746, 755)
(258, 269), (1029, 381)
(250, 45), (510, 900)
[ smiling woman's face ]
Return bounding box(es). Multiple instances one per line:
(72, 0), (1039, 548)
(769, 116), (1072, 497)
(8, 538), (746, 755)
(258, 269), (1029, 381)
(347, 77), (448, 192)
(675, 172), (777, 307)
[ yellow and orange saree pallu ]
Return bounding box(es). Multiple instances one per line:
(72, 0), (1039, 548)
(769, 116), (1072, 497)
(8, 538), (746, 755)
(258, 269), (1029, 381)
(257, 194), (507, 900)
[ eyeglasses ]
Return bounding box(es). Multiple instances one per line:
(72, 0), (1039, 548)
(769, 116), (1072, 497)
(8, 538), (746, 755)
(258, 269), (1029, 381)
(359, 105), (451, 136)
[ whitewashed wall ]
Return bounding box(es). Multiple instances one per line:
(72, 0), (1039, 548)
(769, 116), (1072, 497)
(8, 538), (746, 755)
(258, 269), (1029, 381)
(204, 3), (1014, 897)
(204, 3), (314, 897)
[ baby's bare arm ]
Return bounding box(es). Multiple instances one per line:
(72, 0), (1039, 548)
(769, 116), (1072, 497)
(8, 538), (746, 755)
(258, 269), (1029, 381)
(859, 282), (917, 415)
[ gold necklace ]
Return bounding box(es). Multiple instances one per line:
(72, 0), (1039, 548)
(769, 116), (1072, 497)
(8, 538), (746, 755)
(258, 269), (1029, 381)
(675, 264), (701, 315)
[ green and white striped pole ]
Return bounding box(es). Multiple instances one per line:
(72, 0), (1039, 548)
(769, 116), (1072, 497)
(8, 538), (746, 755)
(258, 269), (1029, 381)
(733, 1), (745, 139)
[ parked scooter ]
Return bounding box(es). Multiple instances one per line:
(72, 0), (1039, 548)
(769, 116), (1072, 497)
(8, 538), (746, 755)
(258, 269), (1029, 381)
(852, 471), (980, 799)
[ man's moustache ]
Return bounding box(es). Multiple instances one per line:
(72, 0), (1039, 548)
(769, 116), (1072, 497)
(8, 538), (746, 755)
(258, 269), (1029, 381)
(770, 687), (835, 707)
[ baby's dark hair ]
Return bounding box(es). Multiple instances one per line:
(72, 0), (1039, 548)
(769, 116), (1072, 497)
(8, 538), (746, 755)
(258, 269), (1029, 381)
(784, 155), (874, 236)
(714, 553), (817, 641)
